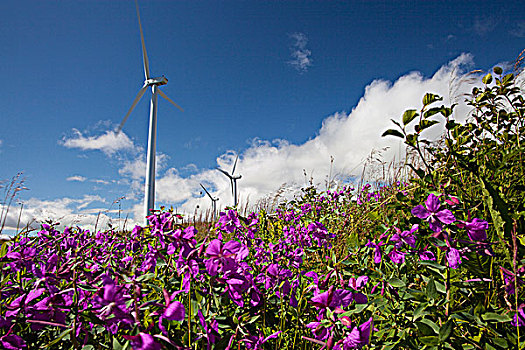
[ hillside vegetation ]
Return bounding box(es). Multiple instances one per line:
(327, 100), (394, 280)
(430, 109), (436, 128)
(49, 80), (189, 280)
(0, 65), (524, 349)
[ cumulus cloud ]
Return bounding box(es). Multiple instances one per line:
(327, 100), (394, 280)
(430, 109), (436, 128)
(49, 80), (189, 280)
(152, 54), (476, 217)
(61, 129), (137, 156)
(0, 195), (130, 234)
(288, 32), (313, 73)
(66, 175), (87, 182)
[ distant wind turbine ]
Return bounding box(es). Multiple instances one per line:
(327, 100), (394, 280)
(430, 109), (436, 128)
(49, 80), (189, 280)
(217, 155), (242, 207)
(200, 183), (219, 221)
(117, 0), (183, 225)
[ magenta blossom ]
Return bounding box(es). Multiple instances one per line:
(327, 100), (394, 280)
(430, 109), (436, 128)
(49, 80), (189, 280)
(458, 218), (488, 241)
(341, 317), (373, 349)
(365, 240), (383, 264)
(411, 194), (455, 232)
(388, 248), (406, 264)
(204, 239), (248, 276)
(390, 224), (418, 248)
(512, 307), (525, 327)
(0, 329), (26, 350)
(446, 248), (462, 269)
(122, 333), (161, 350)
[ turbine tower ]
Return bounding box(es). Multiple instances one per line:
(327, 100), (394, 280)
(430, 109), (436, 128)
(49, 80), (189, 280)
(118, 0), (183, 225)
(200, 183), (219, 221)
(217, 155), (242, 207)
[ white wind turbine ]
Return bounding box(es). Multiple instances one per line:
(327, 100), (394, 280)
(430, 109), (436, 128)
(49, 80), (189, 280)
(217, 155), (242, 207)
(117, 0), (183, 225)
(200, 183), (219, 221)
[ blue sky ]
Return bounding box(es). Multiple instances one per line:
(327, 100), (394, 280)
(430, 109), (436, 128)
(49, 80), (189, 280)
(1, 0), (524, 232)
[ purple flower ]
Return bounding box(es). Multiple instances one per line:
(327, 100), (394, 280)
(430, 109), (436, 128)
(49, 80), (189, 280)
(306, 321), (332, 340)
(217, 210), (241, 234)
(390, 224), (418, 248)
(198, 310), (220, 349)
(411, 194), (455, 232)
(205, 239), (248, 276)
(388, 248), (406, 264)
(123, 333), (161, 350)
(310, 286), (353, 311)
(342, 317), (373, 349)
(500, 267), (525, 295)
(92, 278), (134, 332)
(348, 276), (368, 304)
(365, 240), (383, 264)
(0, 330), (26, 350)
(512, 308), (525, 327)
(241, 331), (281, 349)
(459, 218), (488, 241)
(419, 250), (436, 261)
(446, 248), (462, 269)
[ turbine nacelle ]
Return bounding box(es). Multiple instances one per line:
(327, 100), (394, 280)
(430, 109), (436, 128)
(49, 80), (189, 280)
(145, 76), (168, 87)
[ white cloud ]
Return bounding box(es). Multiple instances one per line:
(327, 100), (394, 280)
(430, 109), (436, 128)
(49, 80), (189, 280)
(66, 175), (87, 182)
(0, 195), (136, 234)
(61, 129), (137, 156)
(288, 32), (313, 73)
(91, 179), (110, 185)
(152, 54), (476, 217)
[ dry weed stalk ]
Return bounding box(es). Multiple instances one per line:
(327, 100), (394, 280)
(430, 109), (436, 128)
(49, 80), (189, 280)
(0, 172), (28, 234)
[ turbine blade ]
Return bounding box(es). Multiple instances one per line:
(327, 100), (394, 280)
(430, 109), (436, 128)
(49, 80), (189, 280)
(117, 86), (148, 132)
(232, 154), (239, 174)
(230, 178), (234, 196)
(135, 0), (150, 79)
(216, 167), (232, 179)
(158, 89), (184, 112)
(200, 183), (213, 200)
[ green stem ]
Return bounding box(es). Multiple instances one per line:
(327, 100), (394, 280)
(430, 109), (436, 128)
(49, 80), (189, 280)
(188, 285), (192, 349)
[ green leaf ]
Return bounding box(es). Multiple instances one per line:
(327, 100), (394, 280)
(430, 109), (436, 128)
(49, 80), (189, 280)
(388, 277), (406, 288)
(382, 129), (404, 138)
(482, 312), (512, 323)
(482, 72), (492, 84)
(413, 303), (428, 321)
(479, 175), (512, 261)
(419, 336), (439, 346)
(135, 273), (156, 282)
(416, 318), (439, 335)
(0, 242), (8, 259)
(405, 134), (417, 147)
(492, 337), (508, 348)
(415, 119), (440, 133)
(493, 66), (502, 75)
(425, 278), (438, 300)
(42, 329), (73, 348)
(438, 320), (453, 342)
(402, 109), (418, 126)
(502, 73), (514, 85)
(419, 260), (446, 271)
(423, 107), (442, 119)
(423, 93), (442, 106)
(113, 338), (124, 350)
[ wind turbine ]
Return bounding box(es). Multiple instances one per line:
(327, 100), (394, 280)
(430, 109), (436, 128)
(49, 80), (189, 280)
(200, 183), (219, 221)
(217, 155), (242, 207)
(117, 0), (183, 225)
